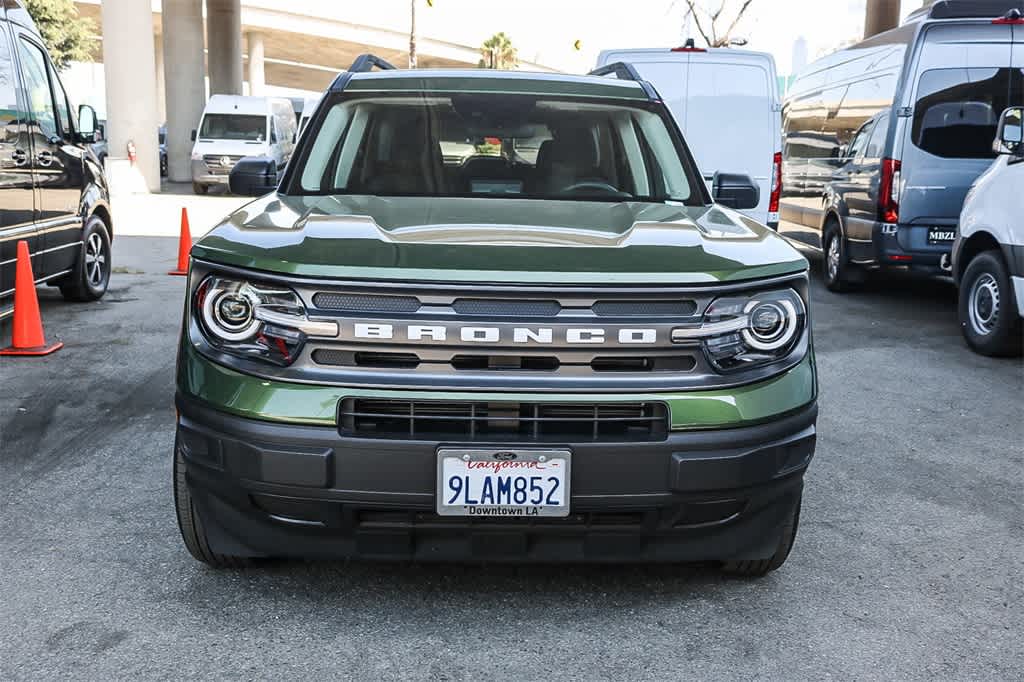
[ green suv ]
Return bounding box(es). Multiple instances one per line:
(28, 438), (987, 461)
(174, 56), (817, 576)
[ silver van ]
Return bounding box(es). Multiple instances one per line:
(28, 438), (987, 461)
(780, 0), (1023, 290)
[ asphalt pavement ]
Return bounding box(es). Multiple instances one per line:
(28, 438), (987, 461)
(1, 235), (1022, 680)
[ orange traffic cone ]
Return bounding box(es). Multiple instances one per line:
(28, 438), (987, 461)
(1, 240), (63, 356)
(168, 207), (192, 276)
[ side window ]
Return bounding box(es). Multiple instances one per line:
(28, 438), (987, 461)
(864, 115), (889, 159)
(846, 122), (872, 160)
(47, 61), (72, 139)
(0, 25), (21, 145)
(17, 38), (56, 140)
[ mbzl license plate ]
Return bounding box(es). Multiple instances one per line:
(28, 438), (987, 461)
(436, 448), (570, 517)
(928, 227), (956, 244)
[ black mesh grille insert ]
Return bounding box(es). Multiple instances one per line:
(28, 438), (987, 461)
(312, 293), (421, 313)
(339, 399), (669, 442)
(452, 299), (562, 317)
(592, 300), (697, 317)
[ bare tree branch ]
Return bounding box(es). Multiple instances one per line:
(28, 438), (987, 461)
(683, 0), (715, 47)
(717, 0), (755, 47)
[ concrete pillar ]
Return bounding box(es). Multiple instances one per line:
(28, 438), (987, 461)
(162, 0), (206, 183)
(101, 0), (161, 193)
(207, 0), (243, 95)
(246, 31), (266, 97)
(154, 33), (166, 124)
(864, 0), (901, 39)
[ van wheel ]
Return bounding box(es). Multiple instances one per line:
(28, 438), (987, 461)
(721, 494), (801, 578)
(173, 439), (250, 569)
(60, 216), (111, 302)
(192, 182), (208, 195)
(958, 250), (1023, 357)
(823, 224), (858, 292)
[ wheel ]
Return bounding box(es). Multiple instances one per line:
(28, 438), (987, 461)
(60, 215), (111, 302)
(822, 223), (859, 292)
(192, 182), (208, 195)
(958, 250), (1023, 357)
(173, 439), (250, 568)
(721, 494), (801, 578)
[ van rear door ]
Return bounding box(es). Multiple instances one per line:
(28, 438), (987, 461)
(898, 23), (1017, 246)
(683, 56), (776, 226)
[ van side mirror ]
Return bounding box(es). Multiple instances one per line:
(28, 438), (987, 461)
(228, 156), (278, 197)
(995, 106), (1023, 156)
(191, 129), (197, 142)
(712, 171), (760, 210)
(77, 104), (97, 143)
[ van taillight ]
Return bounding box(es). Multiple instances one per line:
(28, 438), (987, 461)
(879, 158), (901, 224)
(769, 152), (782, 213)
(671, 46), (707, 52)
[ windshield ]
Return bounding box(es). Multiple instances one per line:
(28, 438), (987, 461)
(199, 114), (267, 142)
(293, 93), (702, 204)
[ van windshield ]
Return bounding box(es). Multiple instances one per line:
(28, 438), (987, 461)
(199, 114), (267, 142)
(293, 93), (702, 204)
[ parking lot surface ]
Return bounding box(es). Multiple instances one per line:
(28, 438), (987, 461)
(1, 228), (1022, 679)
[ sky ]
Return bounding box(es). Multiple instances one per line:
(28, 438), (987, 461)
(288, 0), (925, 76)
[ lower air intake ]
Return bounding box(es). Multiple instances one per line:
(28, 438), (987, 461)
(339, 399), (669, 442)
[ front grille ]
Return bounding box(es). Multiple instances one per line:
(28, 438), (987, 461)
(312, 293), (421, 313)
(452, 299), (561, 317)
(339, 399), (669, 442)
(202, 154), (243, 167)
(592, 300), (697, 317)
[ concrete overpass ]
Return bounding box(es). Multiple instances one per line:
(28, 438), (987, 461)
(77, 0), (554, 190)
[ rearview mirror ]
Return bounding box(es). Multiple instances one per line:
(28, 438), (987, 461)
(77, 104), (97, 143)
(228, 156), (278, 197)
(191, 129), (197, 142)
(995, 106), (1023, 156)
(712, 172), (760, 211)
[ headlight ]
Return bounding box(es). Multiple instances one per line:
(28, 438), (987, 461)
(672, 288), (805, 372)
(195, 276), (335, 366)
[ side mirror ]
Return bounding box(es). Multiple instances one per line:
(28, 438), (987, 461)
(995, 106), (1023, 156)
(77, 104), (97, 143)
(191, 129), (197, 142)
(228, 156), (278, 197)
(712, 171), (760, 210)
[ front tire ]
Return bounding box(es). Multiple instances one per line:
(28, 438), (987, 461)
(192, 182), (208, 195)
(958, 250), (1023, 357)
(721, 494), (801, 578)
(173, 440), (250, 568)
(60, 216), (111, 302)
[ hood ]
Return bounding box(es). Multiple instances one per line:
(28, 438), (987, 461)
(192, 195), (807, 285)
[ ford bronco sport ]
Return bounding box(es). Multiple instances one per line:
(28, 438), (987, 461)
(174, 57), (818, 576)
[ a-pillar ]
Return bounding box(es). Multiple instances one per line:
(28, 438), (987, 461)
(207, 0), (243, 95)
(162, 0), (206, 183)
(101, 0), (161, 193)
(246, 31), (266, 96)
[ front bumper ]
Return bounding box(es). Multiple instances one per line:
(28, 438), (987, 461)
(175, 391), (817, 563)
(191, 159), (231, 185)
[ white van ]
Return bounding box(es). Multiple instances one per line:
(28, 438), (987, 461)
(190, 95), (298, 194)
(595, 46), (783, 228)
(953, 105), (1024, 357)
(296, 95), (323, 141)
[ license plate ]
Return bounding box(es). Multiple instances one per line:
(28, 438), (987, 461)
(928, 227), (956, 244)
(436, 448), (570, 517)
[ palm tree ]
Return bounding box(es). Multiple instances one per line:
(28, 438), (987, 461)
(478, 32), (518, 70)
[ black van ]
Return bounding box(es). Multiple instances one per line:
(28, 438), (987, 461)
(0, 1), (111, 319)
(780, 0), (1023, 291)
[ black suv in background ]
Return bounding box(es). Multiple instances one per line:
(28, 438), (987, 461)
(0, 1), (112, 318)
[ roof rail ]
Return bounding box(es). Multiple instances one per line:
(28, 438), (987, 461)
(588, 62), (660, 101)
(588, 62), (643, 82)
(348, 54), (398, 73)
